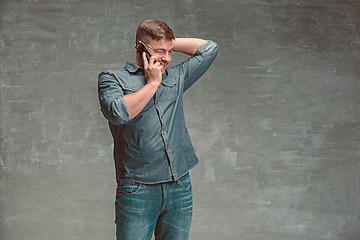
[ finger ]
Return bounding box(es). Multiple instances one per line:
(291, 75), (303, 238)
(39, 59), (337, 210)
(154, 62), (162, 69)
(142, 52), (149, 68)
(149, 55), (157, 65)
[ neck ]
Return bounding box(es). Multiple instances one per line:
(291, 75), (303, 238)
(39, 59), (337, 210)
(134, 55), (144, 68)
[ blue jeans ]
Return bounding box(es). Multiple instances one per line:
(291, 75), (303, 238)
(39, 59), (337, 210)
(115, 173), (193, 240)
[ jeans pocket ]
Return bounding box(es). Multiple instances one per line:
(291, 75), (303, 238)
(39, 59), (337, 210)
(179, 174), (192, 192)
(116, 179), (141, 197)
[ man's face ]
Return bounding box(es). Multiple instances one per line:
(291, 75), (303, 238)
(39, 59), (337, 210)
(145, 39), (174, 75)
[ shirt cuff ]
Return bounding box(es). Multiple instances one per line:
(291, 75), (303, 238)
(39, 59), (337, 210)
(194, 40), (219, 56)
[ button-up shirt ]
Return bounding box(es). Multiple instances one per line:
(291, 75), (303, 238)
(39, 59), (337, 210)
(98, 40), (218, 184)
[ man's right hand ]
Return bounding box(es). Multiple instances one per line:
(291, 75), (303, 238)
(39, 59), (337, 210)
(122, 52), (162, 120)
(143, 52), (162, 87)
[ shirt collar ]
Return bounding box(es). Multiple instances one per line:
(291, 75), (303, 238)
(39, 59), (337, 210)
(124, 61), (142, 73)
(124, 61), (169, 76)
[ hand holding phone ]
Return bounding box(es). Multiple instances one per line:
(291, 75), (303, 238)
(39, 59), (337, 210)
(136, 41), (162, 85)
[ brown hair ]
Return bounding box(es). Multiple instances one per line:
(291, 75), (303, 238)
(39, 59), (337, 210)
(136, 19), (175, 44)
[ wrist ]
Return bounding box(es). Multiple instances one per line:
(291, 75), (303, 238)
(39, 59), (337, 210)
(147, 80), (161, 89)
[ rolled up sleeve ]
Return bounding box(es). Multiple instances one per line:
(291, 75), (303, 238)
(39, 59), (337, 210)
(98, 72), (131, 125)
(182, 40), (219, 92)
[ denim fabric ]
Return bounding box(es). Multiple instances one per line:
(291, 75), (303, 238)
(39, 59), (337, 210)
(98, 40), (218, 184)
(115, 173), (193, 240)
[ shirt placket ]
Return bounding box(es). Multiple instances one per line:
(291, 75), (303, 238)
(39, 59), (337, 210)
(154, 87), (178, 180)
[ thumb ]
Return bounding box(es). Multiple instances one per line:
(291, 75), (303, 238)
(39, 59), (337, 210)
(142, 52), (149, 68)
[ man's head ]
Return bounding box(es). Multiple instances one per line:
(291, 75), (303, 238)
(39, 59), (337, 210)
(135, 19), (175, 75)
(136, 19), (175, 45)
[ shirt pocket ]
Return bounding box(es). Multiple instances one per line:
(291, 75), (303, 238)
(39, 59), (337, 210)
(121, 82), (154, 112)
(121, 82), (142, 95)
(161, 78), (178, 101)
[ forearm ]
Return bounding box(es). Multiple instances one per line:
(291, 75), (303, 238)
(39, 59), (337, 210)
(123, 82), (159, 119)
(173, 38), (207, 56)
(180, 40), (219, 92)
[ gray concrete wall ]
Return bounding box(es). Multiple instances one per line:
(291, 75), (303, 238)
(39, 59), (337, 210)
(1, 0), (359, 239)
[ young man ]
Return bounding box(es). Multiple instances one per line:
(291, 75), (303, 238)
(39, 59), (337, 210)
(98, 19), (218, 240)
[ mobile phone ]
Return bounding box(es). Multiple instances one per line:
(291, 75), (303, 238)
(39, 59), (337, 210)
(136, 42), (151, 62)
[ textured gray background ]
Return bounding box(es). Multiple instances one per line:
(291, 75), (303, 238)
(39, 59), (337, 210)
(1, 0), (359, 239)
